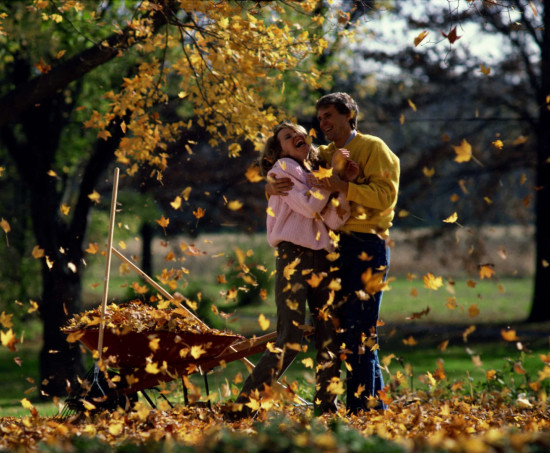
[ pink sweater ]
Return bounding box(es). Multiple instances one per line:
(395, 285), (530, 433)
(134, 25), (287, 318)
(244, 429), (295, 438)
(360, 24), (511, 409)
(266, 158), (350, 251)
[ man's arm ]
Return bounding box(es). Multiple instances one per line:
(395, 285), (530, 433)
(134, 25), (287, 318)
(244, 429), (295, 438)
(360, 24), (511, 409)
(265, 174), (294, 196)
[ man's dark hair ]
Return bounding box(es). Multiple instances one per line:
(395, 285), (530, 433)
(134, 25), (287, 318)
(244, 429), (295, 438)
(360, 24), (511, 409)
(316, 92), (358, 130)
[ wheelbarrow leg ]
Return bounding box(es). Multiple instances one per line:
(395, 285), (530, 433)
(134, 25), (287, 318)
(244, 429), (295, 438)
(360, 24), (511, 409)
(203, 373), (211, 409)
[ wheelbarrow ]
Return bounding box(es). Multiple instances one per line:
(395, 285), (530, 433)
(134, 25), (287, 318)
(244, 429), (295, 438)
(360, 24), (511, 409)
(61, 168), (300, 415)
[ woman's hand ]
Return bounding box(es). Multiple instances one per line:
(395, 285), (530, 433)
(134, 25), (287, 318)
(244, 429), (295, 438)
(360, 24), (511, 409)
(266, 175), (293, 196)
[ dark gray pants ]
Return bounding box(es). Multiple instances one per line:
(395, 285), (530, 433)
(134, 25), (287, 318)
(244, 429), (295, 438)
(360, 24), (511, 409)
(236, 241), (342, 412)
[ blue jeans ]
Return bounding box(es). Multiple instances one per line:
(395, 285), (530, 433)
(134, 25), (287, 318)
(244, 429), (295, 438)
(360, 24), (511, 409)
(338, 232), (389, 413)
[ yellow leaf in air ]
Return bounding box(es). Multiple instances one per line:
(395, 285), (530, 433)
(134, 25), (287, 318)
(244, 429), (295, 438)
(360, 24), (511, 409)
(423, 273), (443, 290)
(453, 139), (472, 163)
(312, 166), (333, 180)
(245, 165), (263, 183)
(306, 272), (325, 288)
(283, 258), (300, 280)
(170, 196), (182, 210)
(258, 313), (270, 331)
(60, 204), (70, 216)
(462, 325), (476, 342)
(182, 187), (192, 201)
(414, 30), (429, 46)
(479, 264), (495, 279)
(193, 208), (205, 219)
(28, 300), (39, 314)
(422, 167), (434, 178)
(492, 139), (503, 150)
(148, 337), (160, 352)
(327, 377), (345, 395)
(156, 215), (170, 228)
(468, 304), (480, 318)
(266, 207), (275, 218)
(301, 357), (314, 369)
(88, 191), (100, 204)
(1, 329), (17, 351)
(85, 243), (99, 254)
(145, 362), (160, 374)
(47, 169), (58, 178)
(407, 99), (417, 111)
(0, 311), (13, 328)
(190, 345), (206, 359)
(0, 218), (10, 234)
(443, 212), (458, 223)
(31, 245), (44, 259)
(480, 64), (491, 75)
(227, 200), (243, 211)
(501, 329), (519, 342)
(402, 336), (418, 346)
(80, 399), (96, 411)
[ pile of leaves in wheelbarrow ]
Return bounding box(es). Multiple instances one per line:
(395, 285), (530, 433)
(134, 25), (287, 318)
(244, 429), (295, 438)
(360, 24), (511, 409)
(63, 300), (224, 337)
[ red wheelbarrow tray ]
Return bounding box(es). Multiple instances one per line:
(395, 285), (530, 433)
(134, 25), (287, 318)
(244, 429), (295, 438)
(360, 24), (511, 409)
(64, 327), (276, 395)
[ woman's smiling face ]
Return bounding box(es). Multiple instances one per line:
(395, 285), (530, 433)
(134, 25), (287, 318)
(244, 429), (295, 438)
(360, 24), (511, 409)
(277, 127), (310, 161)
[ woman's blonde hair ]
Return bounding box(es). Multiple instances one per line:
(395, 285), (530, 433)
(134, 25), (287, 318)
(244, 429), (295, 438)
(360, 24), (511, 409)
(259, 121), (318, 176)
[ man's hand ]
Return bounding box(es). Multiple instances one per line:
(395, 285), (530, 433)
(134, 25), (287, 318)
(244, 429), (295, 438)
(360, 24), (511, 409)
(307, 173), (349, 195)
(266, 175), (293, 196)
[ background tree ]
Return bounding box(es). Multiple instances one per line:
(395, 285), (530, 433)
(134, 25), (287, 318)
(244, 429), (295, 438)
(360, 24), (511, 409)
(0, 0), (347, 397)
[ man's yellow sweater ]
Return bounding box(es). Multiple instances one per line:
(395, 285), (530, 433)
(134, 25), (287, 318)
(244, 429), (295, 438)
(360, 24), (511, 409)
(319, 132), (400, 238)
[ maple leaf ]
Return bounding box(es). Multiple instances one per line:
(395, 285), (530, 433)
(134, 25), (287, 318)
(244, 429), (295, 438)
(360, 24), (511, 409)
(0, 311), (13, 328)
(190, 344), (206, 359)
(423, 273), (443, 290)
(468, 304), (480, 318)
(301, 357), (314, 369)
(402, 336), (418, 346)
(453, 139), (472, 163)
(479, 264), (495, 279)
(422, 167), (434, 178)
(1, 329), (18, 351)
(193, 207), (205, 219)
(442, 25), (461, 44)
(283, 258), (300, 280)
(480, 64), (491, 75)
(156, 215), (170, 229)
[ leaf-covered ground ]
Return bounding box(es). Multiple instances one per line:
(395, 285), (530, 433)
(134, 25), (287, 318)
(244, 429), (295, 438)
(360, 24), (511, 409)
(1, 396), (549, 452)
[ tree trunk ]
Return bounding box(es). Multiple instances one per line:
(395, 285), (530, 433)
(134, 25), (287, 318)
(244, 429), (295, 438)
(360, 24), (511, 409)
(526, 0), (550, 322)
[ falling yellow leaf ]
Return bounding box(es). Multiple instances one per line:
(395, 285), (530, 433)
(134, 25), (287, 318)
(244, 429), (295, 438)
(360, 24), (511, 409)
(1, 218), (11, 235)
(462, 325), (476, 342)
(479, 264), (495, 279)
(407, 99), (417, 111)
(258, 313), (270, 331)
(283, 258), (300, 280)
(403, 336), (418, 346)
(88, 190), (101, 204)
(60, 204), (71, 216)
(422, 167), (435, 178)
(414, 30), (429, 46)
(326, 377), (345, 395)
(423, 273), (443, 290)
(501, 329), (520, 342)
(190, 345), (206, 359)
(245, 165), (263, 183)
(443, 212), (458, 223)
(266, 207), (275, 217)
(227, 200), (243, 211)
(145, 362), (160, 374)
(182, 187), (192, 201)
(312, 166), (333, 180)
(301, 357), (314, 369)
(85, 243), (99, 254)
(1, 329), (17, 351)
(453, 139), (472, 163)
(480, 64), (491, 76)
(170, 196), (182, 210)
(148, 337), (160, 352)
(193, 208), (205, 219)
(0, 312), (13, 329)
(492, 139), (503, 149)
(468, 304), (480, 318)
(156, 215), (170, 228)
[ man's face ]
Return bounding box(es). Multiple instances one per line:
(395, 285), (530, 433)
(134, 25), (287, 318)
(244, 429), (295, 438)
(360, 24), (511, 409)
(317, 104), (352, 147)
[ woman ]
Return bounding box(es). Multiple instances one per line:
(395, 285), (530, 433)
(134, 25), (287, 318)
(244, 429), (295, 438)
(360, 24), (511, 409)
(230, 121), (358, 418)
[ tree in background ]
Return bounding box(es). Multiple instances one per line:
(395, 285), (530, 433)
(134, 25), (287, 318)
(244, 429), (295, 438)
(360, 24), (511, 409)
(326, 0), (548, 321)
(0, 0), (351, 397)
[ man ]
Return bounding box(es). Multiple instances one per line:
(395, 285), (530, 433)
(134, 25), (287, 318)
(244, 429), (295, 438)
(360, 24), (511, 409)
(269, 92), (400, 414)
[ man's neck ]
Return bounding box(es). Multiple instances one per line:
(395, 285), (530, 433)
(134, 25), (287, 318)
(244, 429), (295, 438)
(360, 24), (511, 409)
(334, 130), (356, 148)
